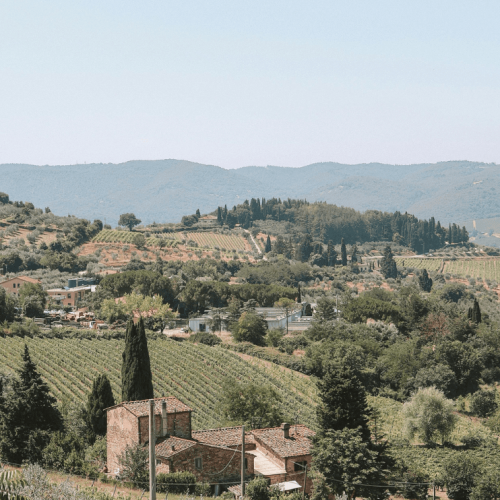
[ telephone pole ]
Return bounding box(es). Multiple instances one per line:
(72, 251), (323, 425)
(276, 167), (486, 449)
(241, 425), (245, 498)
(149, 399), (156, 500)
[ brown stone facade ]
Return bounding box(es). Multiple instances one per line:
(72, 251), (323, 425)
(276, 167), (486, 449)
(138, 411), (191, 443)
(157, 441), (255, 482)
(106, 398), (314, 495)
(107, 406), (140, 474)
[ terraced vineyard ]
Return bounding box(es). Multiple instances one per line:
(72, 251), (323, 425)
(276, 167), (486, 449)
(188, 232), (247, 250)
(394, 257), (442, 272)
(92, 230), (144, 244)
(0, 337), (318, 431)
(443, 258), (500, 281)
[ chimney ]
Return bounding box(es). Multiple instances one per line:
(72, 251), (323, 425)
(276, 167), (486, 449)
(161, 401), (168, 436)
(171, 444), (175, 451)
(281, 423), (290, 439)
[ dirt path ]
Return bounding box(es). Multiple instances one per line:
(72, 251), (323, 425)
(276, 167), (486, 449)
(244, 229), (262, 255)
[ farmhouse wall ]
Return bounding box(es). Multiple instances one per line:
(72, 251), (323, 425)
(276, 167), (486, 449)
(139, 411), (191, 442)
(158, 443), (254, 482)
(107, 406), (140, 474)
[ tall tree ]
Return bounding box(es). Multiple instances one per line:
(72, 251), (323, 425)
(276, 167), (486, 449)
(327, 240), (337, 266)
(316, 362), (370, 441)
(264, 235), (272, 253)
(121, 318), (154, 402)
(118, 213), (142, 231)
(468, 298), (481, 324)
(418, 269), (433, 292)
(86, 374), (116, 442)
(380, 245), (397, 279)
(0, 345), (62, 463)
(340, 238), (347, 266)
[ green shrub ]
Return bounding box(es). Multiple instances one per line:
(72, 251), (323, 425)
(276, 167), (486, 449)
(470, 390), (498, 418)
(188, 332), (222, 346)
(156, 471), (196, 493)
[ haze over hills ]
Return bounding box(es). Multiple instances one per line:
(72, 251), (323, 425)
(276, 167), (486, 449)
(1, 160), (499, 226)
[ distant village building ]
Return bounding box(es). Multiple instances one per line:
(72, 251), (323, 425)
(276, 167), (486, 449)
(195, 215), (220, 229)
(188, 305), (308, 333)
(46, 286), (92, 308)
(106, 396), (314, 494)
(0, 276), (41, 296)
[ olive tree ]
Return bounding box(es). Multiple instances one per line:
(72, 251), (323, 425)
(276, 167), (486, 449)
(403, 386), (456, 444)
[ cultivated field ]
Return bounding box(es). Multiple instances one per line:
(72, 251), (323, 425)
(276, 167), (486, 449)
(187, 232), (249, 251)
(0, 337), (318, 431)
(443, 258), (500, 281)
(0, 335), (496, 481)
(394, 257), (443, 272)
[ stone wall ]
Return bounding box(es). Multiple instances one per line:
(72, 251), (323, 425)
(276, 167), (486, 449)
(139, 411), (192, 442)
(158, 444), (255, 483)
(107, 406), (139, 474)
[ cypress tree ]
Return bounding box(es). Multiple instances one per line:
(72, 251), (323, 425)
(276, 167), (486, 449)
(297, 284), (302, 303)
(471, 298), (481, 324)
(217, 207), (222, 223)
(380, 245), (397, 279)
(418, 269), (433, 292)
(122, 318), (154, 402)
(316, 362), (370, 441)
(0, 345), (62, 463)
(341, 238), (347, 266)
(264, 235), (272, 253)
(351, 244), (358, 264)
(86, 374), (116, 442)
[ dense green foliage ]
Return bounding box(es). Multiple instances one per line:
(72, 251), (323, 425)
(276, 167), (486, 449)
(0, 346), (62, 463)
(221, 380), (284, 428)
(86, 374), (116, 442)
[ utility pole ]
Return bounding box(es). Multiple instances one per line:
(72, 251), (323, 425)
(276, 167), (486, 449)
(241, 425), (245, 498)
(336, 294), (338, 320)
(433, 483), (435, 500)
(302, 464), (307, 500)
(149, 399), (156, 500)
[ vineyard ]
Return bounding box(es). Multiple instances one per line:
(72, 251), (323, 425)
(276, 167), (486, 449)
(0, 337), (318, 431)
(92, 230), (144, 244)
(443, 258), (500, 281)
(0, 336), (496, 477)
(187, 232), (248, 251)
(394, 258), (442, 272)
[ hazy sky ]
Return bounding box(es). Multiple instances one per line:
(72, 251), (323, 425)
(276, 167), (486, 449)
(1, 1), (499, 169)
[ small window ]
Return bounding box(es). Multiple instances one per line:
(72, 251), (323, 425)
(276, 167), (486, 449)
(199, 323), (206, 332)
(245, 458), (248, 470)
(195, 457), (202, 471)
(67, 293), (71, 298)
(156, 459), (162, 466)
(12, 283), (16, 289)
(294, 460), (307, 472)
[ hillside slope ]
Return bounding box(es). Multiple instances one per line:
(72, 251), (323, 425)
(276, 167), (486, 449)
(1, 160), (499, 225)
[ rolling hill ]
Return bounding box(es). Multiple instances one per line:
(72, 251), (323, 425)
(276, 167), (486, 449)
(1, 160), (499, 226)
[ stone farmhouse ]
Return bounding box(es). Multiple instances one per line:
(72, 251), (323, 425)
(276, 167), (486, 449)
(107, 396), (314, 494)
(0, 275), (41, 296)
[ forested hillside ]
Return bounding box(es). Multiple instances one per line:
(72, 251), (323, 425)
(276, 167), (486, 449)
(1, 160), (498, 225)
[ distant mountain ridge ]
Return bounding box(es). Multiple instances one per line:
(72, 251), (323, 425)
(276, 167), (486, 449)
(1, 160), (498, 226)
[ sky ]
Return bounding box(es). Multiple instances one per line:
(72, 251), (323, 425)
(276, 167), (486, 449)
(1, 1), (500, 169)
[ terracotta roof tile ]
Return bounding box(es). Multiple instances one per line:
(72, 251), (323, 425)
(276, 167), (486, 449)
(106, 397), (192, 416)
(156, 436), (197, 458)
(251, 425), (315, 458)
(192, 427), (255, 447)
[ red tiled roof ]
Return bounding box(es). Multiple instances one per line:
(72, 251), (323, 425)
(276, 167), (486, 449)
(0, 276), (40, 285)
(156, 436), (197, 458)
(251, 425), (315, 458)
(106, 397), (193, 416)
(192, 426), (255, 448)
